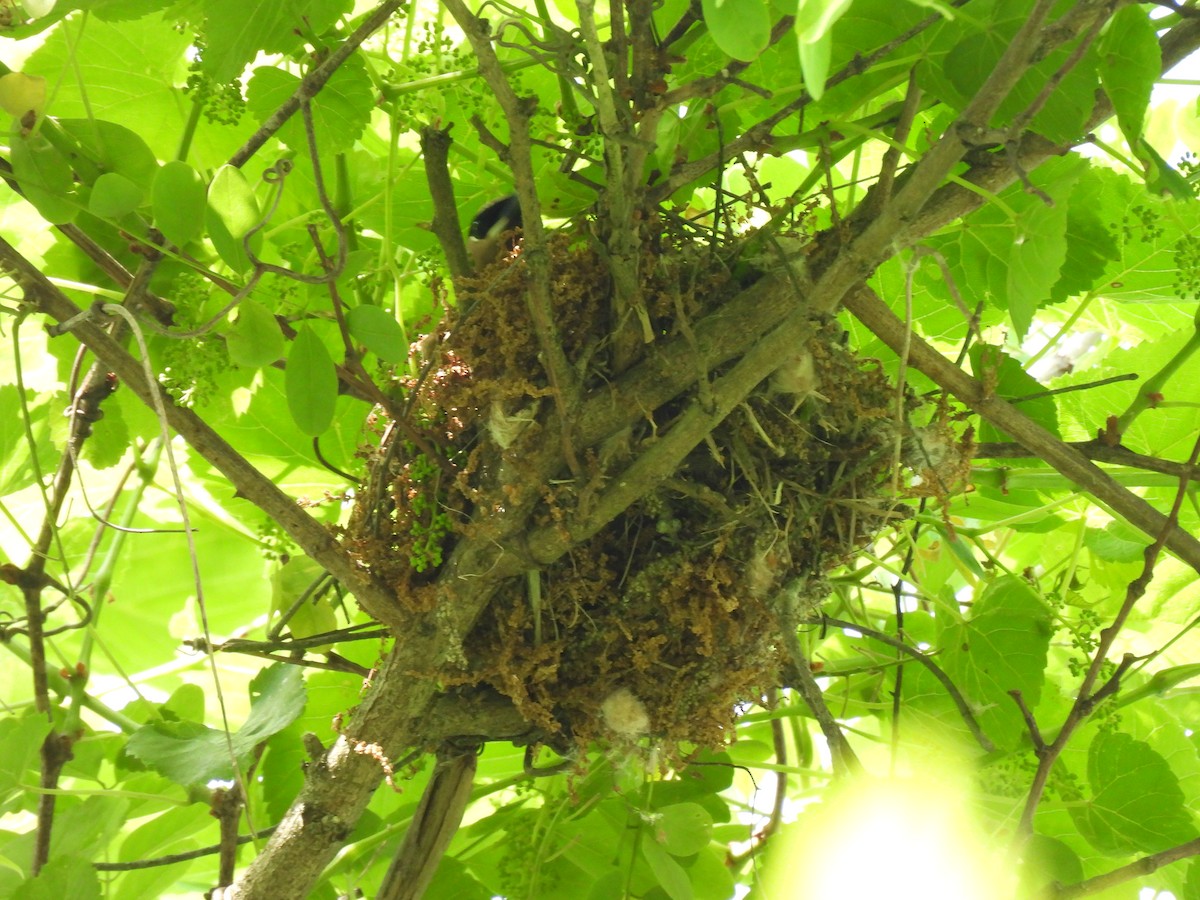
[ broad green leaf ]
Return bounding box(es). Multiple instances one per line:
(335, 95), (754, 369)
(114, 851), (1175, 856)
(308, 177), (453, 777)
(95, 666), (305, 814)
(57, 118), (158, 189)
(245, 55), (373, 157)
(688, 847), (737, 900)
(654, 802), (713, 856)
(1085, 521), (1147, 564)
(642, 837), (692, 900)
(1019, 834), (1083, 896)
(207, 164), (259, 239)
(116, 804), (209, 863)
(1074, 731), (1198, 855)
(0, 386), (55, 496)
(347, 304), (406, 363)
(88, 171), (143, 218)
(701, 0), (771, 62)
(9, 128), (78, 224)
(49, 795), (130, 859)
(126, 664), (306, 784)
(152, 161), (207, 246)
(940, 575), (1052, 749)
(1007, 191), (1070, 338)
(654, 109), (682, 173)
(24, 16), (199, 167)
(1098, 5), (1160, 149)
(13, 854), (101, 900)
(586, 870), (628, 900)
(242, 663), (307, 741)
(164, 683), (206, 724)
(80, 395), (129, 469)
(1050, 173), (1121, 303)
(124, 720), (237, 785)
(228, 298), (286, 368)
(942, 16), (1097, 144)
(422, 857), (493, 900)
(207, 164), (261, 273)
(928, 156), (1079, 338)
(111, 805), (210, 900)
(201, 0), (351, 82)
(968, 345), (1059, 441)
(286, 325), (337, 436)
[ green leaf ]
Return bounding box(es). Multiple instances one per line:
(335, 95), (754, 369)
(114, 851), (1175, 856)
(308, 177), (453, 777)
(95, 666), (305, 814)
(941, 575), (1052, 749)
(1007, 192), (1070, 338)
(0, 713), (54, 814)
(152, 160), (207, 247)
(654, 802), (713, 856)
(1185, 859), (1200, 900)
(347, 304), (406, 363)
(797, 30), (831, 101)
(1098, 5), (1161, 149)
(88, 171), (143, 218)
(1137, 138), (1195, 201)
(207, 164), (261, 273)
(228, 298), (286, 368)
(795, 0), (851, 99)
(1085, 521), (1147, 564)
(687, 847), (737, 900)
(1019, 834), (1083, 896)
(124, 720), (236, 785)
(245, 55), (373, 157)
(642, 837), (693, 900)
(968, 345), (1059, 441)
(270, 556), (337, 638)
(13, 854), (101, 900)
(795, 0), (852, 42)
(126, 664), (306, 785)
(57, 118), (159, 189)
(286, 325), (337, 436)
(9, 128), (78, 224)
(24, 16), (195, 166)
(1050, 173), (1121, 303)
(242, 664), (307, 742)
(701, 0), (771, 62)
(201, 0), (351, 82)
(1074, 731), (1198, 855)
(929, 156), (1079, 338)
(82, 0), (178, 21)
(49, 795), (130, 859)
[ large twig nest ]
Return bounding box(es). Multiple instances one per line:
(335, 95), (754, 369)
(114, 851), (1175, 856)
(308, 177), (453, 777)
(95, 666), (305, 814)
(347, 230), (926, 750)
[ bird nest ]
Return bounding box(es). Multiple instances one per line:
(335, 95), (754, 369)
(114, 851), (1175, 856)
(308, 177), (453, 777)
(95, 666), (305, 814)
(347, 229), (941, 752)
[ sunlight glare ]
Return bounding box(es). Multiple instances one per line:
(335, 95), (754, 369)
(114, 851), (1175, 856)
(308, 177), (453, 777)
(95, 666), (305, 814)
(766, 770), (1010, 900)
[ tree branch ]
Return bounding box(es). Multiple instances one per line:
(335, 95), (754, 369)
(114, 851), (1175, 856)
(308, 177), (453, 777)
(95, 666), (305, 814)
(843, 286), (1200, 573)
(6, 241), (404, 632)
